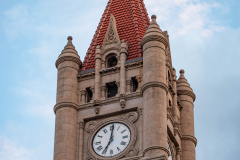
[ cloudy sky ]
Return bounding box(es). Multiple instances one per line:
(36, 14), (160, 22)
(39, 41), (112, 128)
(0, 0), (239, 159)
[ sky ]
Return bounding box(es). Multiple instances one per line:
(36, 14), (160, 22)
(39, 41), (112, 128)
(0, 0), (239, 159)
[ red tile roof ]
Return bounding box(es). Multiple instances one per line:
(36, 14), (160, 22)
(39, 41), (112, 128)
(81, 0), (150, 71)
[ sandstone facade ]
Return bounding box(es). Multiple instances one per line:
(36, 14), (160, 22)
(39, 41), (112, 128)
(53, 1), (197, 160)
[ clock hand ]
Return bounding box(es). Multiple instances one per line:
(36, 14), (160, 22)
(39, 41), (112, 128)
(103, 124), (115, 153)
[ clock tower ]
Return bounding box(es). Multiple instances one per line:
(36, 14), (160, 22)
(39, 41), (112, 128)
(53, 0), (197, 160)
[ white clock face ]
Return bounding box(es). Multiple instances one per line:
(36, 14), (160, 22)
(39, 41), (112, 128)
(92, 123), (131, 157)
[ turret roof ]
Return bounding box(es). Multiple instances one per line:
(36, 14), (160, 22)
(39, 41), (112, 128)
(81, 0), (150, 71)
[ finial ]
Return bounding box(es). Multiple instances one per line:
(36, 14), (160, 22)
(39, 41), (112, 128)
(180, 69), (185, 74)
(121, 39), (126, 43)
(96, 45), (101, 49)
(151, 15), (157, 20)
(67, 36), (73, 41)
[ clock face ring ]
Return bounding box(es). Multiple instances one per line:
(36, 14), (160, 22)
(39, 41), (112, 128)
(92, 122), (131, 157)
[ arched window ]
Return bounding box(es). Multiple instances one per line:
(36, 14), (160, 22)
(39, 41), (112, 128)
(107, 56), (118, 68)
(168, 141), (173, 160)
(168, 71), (171, 83)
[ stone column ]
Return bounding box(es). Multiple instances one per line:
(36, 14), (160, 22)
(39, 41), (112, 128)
(94, 46), (101, 100)
(78, 122), (84, 160)
(116, 81), (120, 95)
(80, 89), (87, 104)
(101, 60), (106, 70)
(126, 79), (132, 94)
(176, 147), (181, 160)
(101, 85), (107, 100)
(172, 68), (179, 122)
(120, 40), (128, 94)
(90, 87), (95, 101)
(54, 36), (82, 160)
(140, 15), (169, 159)
(177, 70), (197, 160)
(138, 108), (143, 154)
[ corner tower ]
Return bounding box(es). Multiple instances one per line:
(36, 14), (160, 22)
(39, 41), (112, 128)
(53, 0), (197, 160)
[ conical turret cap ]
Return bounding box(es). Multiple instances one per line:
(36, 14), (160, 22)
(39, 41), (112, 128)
(177, 69), (193, 92)
(141, 15), (167, 47)
(59, 36), (80, 59)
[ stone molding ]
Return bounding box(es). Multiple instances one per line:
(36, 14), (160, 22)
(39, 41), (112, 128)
(181, 135), (197, 146)
(80, 89), (87, 95)
(78, 72), (95, 82)
(55, 56), (82, 68)
(177, 90), (196, 102)
(139, 155), (167, 160)
(141, 82), (168, 94)
(99, 66), (120, 76)
(140, 35), (168, 48)
(143, 145), (170, 157)
(54, 102), (78, 113)
(125, 61), (143, 71)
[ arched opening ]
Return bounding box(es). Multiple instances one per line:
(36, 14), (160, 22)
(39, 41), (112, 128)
(168, 71), (171, 83)
(132, 77), (138, 92)
(107, 56), (118, 68)
(86, 87), (93, 103)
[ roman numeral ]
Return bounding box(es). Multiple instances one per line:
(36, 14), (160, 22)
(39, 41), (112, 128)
(102, 148), (107, 155)
(94, 141), (101, 145)
(103, 129), (108, 134)
(121, 129), (126, 134)
(120, 141), (127, 146)
(122, 135), (128, 139)
(110, 149), (113, 155)
(117, 147), (121, 151)
(97, 145), (103, 152)
(117, 126), (120, 131)
(97, 135), (103, 138)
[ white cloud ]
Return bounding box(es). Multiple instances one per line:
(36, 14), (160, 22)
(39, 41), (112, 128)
(0, 137), (33, 160)
(145, 0), (224, 37)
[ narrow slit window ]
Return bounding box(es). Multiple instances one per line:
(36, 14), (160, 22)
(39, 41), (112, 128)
(86, 87), (93, 103)
(132, 77), (138, 92)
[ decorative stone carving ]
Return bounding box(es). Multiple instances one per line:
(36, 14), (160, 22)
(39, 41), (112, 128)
(125, 147), (139, 157)
(137, 108), (143, 115)
(102, 14), (120, 45)
(85, 121), (98, 133)
(120, 99), (126, 109)
(126, 112), (139, 123)
(79, 121), (85, 129)
(94, 106), (100, 115)
(101, 85), (107, 91)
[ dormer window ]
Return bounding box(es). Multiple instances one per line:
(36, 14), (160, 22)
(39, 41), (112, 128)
(107, 56), (118, 68)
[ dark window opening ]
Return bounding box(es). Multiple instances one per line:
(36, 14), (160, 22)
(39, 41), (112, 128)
(168, 71), (171, 83)
(86, 87), (93, 103)
(169, 100), (172, 107)
(132, 77), (138, 92)
(106, 82), (118, 98)
(108, 56), (118, 68)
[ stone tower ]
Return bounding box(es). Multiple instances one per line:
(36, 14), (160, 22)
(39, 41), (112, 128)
(53, 0), (197, 160)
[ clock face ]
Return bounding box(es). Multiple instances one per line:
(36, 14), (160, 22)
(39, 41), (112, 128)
(92, 122), (131, 157)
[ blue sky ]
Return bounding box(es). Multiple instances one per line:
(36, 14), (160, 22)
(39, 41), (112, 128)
(0, 0), (239, 159)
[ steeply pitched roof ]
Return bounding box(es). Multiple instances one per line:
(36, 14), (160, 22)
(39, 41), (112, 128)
(81, 0), (150, 71)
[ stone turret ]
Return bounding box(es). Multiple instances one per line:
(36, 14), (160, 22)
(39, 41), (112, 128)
(141, 15), (169, 159)
(54, 36), (82, 160)
(177, 70), (197, 160)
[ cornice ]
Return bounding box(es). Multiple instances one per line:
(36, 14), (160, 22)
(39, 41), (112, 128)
(99, 66), (120, 76)
(125, 60), (143, 71)
(78, 72), (95, 82)
(55, 56), (82, 68)
(54, 102), (78, 113)
(181, 135), (197, 146)
(177, 90), (196, 102)
(141, 81), (168, 94)
(140, 35), (168, 48)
